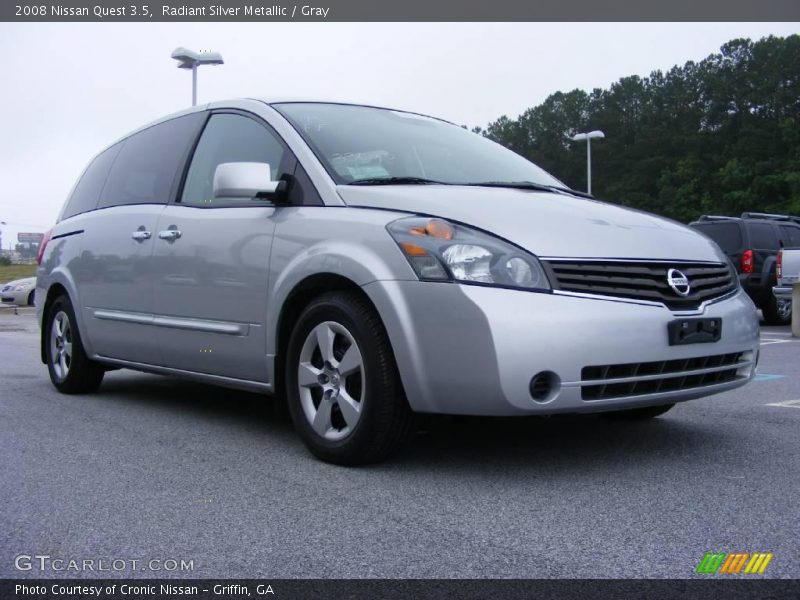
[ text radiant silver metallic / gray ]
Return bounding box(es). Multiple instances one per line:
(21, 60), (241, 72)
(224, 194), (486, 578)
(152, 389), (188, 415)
(36, 99), (760, 464)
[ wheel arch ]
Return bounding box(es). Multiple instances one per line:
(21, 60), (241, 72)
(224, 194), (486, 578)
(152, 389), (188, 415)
(272, 273), (392, 396)
(40, 282), (69, 364)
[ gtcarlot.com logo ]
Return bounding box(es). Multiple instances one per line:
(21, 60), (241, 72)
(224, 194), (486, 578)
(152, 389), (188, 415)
(14, 554), (194, 573)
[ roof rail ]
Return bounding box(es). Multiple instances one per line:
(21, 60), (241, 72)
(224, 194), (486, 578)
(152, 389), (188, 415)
(697, 215), (739, 222)
(740, 211), (800, 223)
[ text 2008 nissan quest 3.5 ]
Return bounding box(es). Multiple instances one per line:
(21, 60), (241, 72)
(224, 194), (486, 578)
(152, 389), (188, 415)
(36, 100), (759, 465)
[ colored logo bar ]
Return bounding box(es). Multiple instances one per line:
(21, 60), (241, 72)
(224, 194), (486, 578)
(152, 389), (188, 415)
(696, 552), (773, 574)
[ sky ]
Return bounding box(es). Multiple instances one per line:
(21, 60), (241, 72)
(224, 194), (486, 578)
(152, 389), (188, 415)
(0, 22), (798, 249)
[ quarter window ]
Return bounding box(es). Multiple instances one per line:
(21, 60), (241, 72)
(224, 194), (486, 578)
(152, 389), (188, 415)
(779, 225), (800, 248)
(61, 143), (122, 220)
(747, 223), (779, 250)
(691, 223), (742, 254)
(181, 113), (287, 206)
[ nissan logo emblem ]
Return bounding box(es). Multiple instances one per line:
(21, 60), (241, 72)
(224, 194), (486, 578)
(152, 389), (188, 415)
(667, 268), (691, 297)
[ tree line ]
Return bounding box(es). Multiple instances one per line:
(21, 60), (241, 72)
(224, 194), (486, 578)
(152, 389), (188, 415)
(475, 35), (800, 223)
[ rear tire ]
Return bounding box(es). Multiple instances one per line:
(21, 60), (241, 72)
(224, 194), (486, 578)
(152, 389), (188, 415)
(44, 294), (105, 394)
(600, 403), (675, 421)
(285, 291), (416, 465)
(763, 295), (791, 326)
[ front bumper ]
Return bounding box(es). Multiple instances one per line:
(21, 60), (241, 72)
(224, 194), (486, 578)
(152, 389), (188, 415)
(364, 281), (760, 416)
(1, 289), (31, 306)
(773, 285), (792, 301)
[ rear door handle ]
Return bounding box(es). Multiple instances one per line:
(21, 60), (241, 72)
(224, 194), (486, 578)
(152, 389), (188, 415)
(158, 228), (182, 242)
(131, 229), (151, 242)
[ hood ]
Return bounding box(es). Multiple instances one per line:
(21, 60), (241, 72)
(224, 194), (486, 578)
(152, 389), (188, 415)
(2, 277), (35, 288)
(337, 185), (724, 262)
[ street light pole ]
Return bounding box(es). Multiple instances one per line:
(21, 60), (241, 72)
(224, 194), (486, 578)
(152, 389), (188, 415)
(586, 137), (592, 195)
(571, 130), (605, 195)
(171, 47), (224, 107)
(192, 64), (197, 106)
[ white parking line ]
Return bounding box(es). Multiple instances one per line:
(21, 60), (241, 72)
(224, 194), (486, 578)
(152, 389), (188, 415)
(765, 399), (800, 408)
(760, 339), (797, 346)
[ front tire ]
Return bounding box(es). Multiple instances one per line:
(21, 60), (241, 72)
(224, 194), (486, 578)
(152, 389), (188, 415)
(44, 294), (105, 393)
(285, 291), (416, 465)
(601, 403), (675, 421)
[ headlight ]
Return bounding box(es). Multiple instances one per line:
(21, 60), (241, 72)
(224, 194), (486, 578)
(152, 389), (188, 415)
(387, 217), (551, 291)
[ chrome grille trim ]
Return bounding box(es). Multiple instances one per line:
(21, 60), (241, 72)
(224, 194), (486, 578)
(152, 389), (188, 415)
(543, 259), (737, 310)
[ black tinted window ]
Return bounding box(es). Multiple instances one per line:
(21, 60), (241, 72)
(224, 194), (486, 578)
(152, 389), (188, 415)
(692, 222), (743, 254)
(748, 223), (779, 250)
(779, 225), (800, 248)
(61, 143), (122, 220)
(181, 113), (287, 206)
(99, 113), (204, 209)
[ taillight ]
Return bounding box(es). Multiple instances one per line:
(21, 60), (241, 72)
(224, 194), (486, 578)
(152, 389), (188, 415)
(777, 250), (783, 281)
(741, 249), (754, 274)
(37, 229), (53, 265)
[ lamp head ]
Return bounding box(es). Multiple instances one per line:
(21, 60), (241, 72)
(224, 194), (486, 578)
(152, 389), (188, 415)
(572, 130), (605, 141)
(171, 47), (224, 69)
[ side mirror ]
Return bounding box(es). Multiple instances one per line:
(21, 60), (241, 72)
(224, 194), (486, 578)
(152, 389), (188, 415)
(213, 162), (286, 200)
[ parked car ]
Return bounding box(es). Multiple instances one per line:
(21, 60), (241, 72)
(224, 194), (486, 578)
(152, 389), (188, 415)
(689, 213), (800, 325)
(773, 247), (800, 310)
(36, 100), (760, 464)
(1, 277), (35, 306)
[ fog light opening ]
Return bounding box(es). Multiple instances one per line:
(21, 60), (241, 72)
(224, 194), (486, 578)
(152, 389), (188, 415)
(529, 371), (560, 403)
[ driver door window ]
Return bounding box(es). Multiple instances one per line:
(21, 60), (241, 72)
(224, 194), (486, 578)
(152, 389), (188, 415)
(181, 113), (287, 206)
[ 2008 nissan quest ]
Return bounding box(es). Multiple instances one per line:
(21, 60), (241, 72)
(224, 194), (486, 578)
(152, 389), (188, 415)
(37, 99), (760, 464)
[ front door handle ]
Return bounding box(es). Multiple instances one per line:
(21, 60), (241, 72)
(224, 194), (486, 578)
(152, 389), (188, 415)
(158, 227), (182, 242)
(131, 228), (151, 242)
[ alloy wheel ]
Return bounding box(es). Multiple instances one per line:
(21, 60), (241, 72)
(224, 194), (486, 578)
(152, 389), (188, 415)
(777, 299), (792, 322)
(50, 310), (73, 381)
(297, 321), (365, 441)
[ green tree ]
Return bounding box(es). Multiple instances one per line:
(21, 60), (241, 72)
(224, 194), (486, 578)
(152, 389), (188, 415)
(479, 34), (800, 223)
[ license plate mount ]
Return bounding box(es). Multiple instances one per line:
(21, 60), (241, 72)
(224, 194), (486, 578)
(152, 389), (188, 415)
(667, 318), (722, 346)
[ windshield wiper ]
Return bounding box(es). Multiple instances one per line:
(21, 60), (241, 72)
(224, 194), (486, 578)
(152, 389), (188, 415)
(544, 185), (595, 199)
(347, 176), (447, 186)
(465, 181), (594, 199)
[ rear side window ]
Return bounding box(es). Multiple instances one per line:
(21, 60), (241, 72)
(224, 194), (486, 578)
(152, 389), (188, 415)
(779, 225), (800, 248)
(747, 223), (779, 250)
(98, 113), (204, 209)
(692, 223), (743, 254)
(61, 143), (122, 220)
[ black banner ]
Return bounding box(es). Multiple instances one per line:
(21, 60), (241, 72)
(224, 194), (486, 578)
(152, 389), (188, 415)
(3, 0), (800, 22)
(3, 579), (800, 600)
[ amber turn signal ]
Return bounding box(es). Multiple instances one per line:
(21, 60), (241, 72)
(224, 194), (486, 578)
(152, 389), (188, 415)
(400, 242), (429, 257)
(409, 218), (454, 240)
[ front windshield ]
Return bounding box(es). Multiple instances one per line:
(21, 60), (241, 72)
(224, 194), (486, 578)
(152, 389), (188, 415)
(273, 102), (564, 187)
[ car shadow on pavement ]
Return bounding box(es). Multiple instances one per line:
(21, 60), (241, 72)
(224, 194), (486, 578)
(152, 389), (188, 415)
(393, 411), (734, 476)
(96, 371), (294, 429)
(93, 371), (731, 475)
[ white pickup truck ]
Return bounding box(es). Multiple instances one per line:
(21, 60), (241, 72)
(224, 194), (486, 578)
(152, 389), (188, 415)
(773, 248), (800, 309)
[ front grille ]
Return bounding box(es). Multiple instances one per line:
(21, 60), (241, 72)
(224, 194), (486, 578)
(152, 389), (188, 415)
(544, 260), (736, 310)
(581, 352), (747, 401)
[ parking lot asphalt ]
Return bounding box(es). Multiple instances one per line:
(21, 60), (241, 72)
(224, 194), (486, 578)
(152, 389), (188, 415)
(0, 312), (798, 579)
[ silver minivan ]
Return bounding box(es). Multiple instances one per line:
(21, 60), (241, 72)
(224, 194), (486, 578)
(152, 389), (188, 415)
(37, 100), (760, 464)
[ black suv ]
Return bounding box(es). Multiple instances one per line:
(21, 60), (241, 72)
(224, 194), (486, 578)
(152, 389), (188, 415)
(689, 212), (800, 325)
